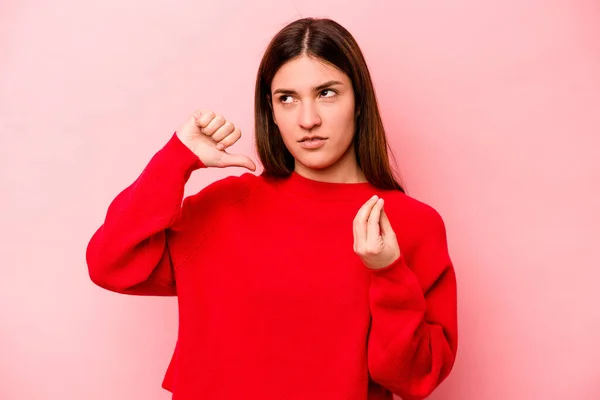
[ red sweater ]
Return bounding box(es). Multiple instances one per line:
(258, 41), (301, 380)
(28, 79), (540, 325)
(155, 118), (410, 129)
(86, 133), (458, 400)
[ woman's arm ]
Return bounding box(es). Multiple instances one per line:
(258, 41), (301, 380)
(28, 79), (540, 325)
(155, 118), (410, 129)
(86, 132), (205, 296)
(86, 109), (256, 296)
(366, 207), (458, 399)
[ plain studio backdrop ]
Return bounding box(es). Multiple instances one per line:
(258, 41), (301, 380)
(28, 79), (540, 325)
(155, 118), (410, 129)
(1, 0), (599, 399)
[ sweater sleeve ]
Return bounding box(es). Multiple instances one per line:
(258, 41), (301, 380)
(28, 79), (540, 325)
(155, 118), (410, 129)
(85, 132), (205, 296)
(366, 208), (458, 400)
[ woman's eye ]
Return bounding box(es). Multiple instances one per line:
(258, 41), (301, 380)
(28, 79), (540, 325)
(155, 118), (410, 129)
(320, 89), (336, 98)
(279, 95), (293, 104)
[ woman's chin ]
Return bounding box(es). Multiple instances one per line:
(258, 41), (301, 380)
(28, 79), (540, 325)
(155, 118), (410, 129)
(296, 159), (334, 171)
(296, 153), (338, 169)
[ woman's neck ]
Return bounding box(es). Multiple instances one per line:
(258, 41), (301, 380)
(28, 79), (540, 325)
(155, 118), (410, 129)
(294, 145), (367, 184)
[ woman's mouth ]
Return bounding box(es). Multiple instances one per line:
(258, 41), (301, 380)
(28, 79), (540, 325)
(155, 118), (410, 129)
(298, 137), (328, 149)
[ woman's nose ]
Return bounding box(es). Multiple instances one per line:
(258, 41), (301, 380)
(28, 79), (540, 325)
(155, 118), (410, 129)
(298, 102), (322, 130)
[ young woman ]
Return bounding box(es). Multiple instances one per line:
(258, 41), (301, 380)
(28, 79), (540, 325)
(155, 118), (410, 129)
(87, 17), (458, 400)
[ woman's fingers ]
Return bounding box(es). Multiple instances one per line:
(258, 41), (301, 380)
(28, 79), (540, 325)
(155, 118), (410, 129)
(212, 121), (236, 142)
(194, 110), (215, 130)
(200, 114), (226, 136)
(216, 127), (242, 150)
(367, 198), (384, 247)
(353, 195), (379, 248)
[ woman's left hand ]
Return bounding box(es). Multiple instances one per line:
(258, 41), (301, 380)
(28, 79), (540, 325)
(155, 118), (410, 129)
(353, 195), (401, 270)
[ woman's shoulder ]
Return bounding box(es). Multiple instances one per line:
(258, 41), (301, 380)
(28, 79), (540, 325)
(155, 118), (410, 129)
(382, 189), (447, 238)
(183, 171), (261, 209)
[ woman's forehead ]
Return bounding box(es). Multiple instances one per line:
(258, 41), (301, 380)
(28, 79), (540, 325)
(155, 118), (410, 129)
(272, 56), (350, 90)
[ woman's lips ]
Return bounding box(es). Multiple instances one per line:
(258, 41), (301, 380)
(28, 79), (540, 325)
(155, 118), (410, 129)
(299, 138), (328, 149)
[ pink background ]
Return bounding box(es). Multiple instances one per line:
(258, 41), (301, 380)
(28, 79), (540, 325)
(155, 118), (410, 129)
(2, 0), (599, 399)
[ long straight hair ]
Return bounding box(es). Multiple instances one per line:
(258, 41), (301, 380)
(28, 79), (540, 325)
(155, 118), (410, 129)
(254, 17), (405, 193)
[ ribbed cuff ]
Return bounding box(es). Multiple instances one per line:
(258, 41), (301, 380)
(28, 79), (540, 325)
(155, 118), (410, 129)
(368, 254), (427, 310)
(367, 254), (406, 274)
(157, 131), (206, 173)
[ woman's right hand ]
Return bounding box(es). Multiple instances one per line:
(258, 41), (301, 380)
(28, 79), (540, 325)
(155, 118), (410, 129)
(176, 110), (256, 171)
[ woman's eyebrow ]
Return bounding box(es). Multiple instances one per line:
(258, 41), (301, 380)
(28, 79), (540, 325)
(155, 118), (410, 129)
(273, 80), (344, 95)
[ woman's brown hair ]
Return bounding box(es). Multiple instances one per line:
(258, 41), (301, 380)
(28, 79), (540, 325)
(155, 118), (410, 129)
(254, 17), (405, 193)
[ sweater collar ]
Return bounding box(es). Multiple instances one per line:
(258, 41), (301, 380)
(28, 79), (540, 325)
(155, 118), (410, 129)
(265, 171), (379, 202)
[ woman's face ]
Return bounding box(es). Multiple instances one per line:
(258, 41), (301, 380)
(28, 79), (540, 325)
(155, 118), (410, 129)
(270, 55), (357, 175)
